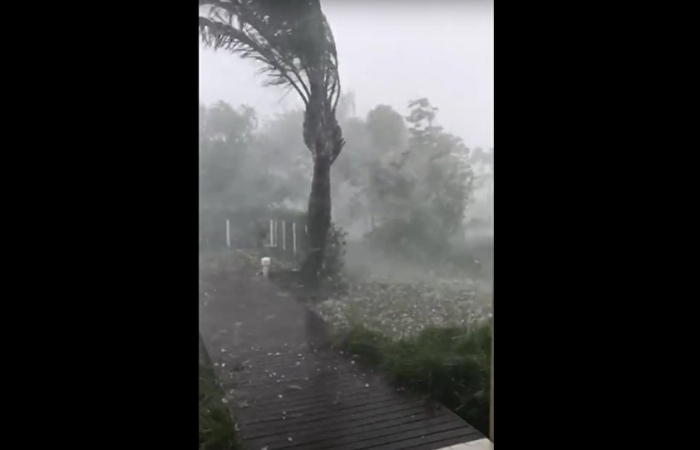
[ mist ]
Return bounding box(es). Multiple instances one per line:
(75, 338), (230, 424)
(199, 2), (495, 446)
(200, 0), (493, 280)
(199, 0), (493, 148)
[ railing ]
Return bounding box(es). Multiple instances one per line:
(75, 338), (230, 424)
(222, 217), (307, 260)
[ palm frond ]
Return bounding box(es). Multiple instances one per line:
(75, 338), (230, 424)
(199, 0), (315, 105)
(200, 0), (344, 160)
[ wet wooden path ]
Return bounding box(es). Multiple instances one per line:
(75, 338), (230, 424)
(199, 265), (485, 450)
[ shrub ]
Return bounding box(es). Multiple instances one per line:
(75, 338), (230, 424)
(199, 336), (240, 450)
(320, 222), (348, 281)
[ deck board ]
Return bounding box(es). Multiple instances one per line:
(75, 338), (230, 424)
(200, 266), (485, 450)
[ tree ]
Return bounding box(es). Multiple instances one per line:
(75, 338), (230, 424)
(200, 0), (345, 284)
(199, 101), (258, 207)
(363, 98), (474, 260)
(199, 102), (311, 211)
(404, 98), (473, 241)
(199, 101), (260, 249)
(366, 104), (408, 155)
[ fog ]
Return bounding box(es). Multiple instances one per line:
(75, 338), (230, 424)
(199, 0), (494, 284)
(199, 3), (495, 445)
(199, 0), (493, 148)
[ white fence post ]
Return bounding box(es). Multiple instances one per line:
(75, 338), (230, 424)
(225, 219), (230, 248)
(292, 223), (297, 256)
(282, 221), (286, 250)
(269, 219), (274, 247)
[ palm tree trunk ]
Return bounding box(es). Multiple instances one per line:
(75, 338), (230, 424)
(301, 155), (332, 284)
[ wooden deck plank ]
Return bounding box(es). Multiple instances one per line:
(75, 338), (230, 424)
(243, 407), (421, 441)
(242, 401), (423, 438)
(200, 265), (484, 450)
(380, 429), (483, 450)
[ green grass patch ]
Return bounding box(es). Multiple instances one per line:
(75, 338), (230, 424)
(333, 321), (492, 436)
(199, 337), (241, 450)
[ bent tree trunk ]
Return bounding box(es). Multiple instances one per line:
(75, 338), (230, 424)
(301, 90), (345, 285)
(301, 155), (332, 285)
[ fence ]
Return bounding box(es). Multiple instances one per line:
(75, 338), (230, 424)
(199, 206), (308, 258)
(222, 217), (308, 260)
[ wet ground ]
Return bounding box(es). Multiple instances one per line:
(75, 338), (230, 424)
(199, 261), (484, 450)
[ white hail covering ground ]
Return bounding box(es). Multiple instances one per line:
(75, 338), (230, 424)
(438, 438), (493, 450)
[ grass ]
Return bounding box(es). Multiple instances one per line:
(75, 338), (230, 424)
(332, 321), (492, 437)
(199, 335), (241, 450)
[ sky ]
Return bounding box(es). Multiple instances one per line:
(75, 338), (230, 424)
(198, 0), (494, 149)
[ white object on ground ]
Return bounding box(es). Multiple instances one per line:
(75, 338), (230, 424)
(261, 257), (271, 278)
(292, 223), (297, 256)
(436, 438), (492, 450)
(282, 221), (286, 250)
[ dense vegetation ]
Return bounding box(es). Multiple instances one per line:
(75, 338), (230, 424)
(199, 334), (240, 450)
(199, 98), (493, 264)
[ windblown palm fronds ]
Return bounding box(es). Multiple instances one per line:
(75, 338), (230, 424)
(199, 1), (342, 125)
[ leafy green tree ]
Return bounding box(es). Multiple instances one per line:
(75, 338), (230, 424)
(322, 105), (407, 232)
(199, 102), (314, 211)
(366, 104), (408, 155)
(199, 101), (258, 207)
(365, 98), (474, 260)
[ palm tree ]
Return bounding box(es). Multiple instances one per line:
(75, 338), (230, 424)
(199, 0), (345, 283)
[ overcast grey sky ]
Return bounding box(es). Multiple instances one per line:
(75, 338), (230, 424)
(199, 0), (493, 148)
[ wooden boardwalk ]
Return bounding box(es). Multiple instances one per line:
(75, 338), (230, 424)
(199, 265), (485, 450)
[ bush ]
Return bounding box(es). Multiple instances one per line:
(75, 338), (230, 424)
(271, 218), (347, 290)
(333, 321), (492, 436)
(321, 222), (348, 280)
(199, 336), (240, 450)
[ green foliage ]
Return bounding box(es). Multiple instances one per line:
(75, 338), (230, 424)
(200, 103), (312, 210)
(333, 321), (492, 437)
(321, 222), (348, 281)
(199, 102), (258, 203)
(199, 102), (313, 249)
(199, 338), (240, 450)
(198, 95), (483, 274)
(200, 0), (346, 281)
(361, 98), (474, 261)
(335, 326), (388, 366)
(212, 203), (347, 284)
(264, 207), (347, 278)
(366, 104), (408, 153)
(199, 0), (341, 110)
